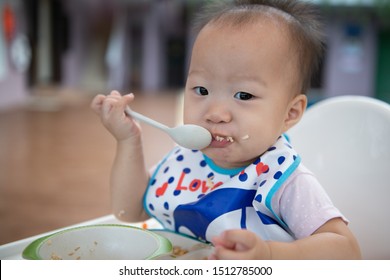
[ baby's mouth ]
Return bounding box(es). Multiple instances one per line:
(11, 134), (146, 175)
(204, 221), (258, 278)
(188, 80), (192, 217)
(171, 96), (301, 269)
(214, 135), (234, 143)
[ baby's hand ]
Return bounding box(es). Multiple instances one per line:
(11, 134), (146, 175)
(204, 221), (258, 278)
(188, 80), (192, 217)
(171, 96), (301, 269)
(209, 229), (271, 260)
(91, 90), (141, 141)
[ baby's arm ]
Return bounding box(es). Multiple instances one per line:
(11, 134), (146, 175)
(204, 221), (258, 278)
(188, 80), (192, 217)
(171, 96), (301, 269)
(91, 91), (150, 222)
(210, 218), (361, 259)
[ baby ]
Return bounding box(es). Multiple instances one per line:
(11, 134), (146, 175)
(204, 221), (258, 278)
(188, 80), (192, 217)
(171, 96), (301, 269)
(91, 0), (361, 259)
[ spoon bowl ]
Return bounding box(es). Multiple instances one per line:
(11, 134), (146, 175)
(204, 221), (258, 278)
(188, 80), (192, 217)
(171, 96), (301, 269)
(125, 107), (211, 150)
(168, 124), (212, 150)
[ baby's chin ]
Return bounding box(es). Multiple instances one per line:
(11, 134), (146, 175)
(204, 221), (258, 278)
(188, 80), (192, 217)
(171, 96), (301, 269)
(203, 150), (257, 170)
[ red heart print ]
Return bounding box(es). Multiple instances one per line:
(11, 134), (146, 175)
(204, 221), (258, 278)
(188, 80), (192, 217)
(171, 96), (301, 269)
(156, 182), (169, 197)
(256, 162), (269, 176)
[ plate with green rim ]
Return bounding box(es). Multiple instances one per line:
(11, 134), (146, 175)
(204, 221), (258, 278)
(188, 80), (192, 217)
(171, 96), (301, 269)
(22, 224), (172, 260)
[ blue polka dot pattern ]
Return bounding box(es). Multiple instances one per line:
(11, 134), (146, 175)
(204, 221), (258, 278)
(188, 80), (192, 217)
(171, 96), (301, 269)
(278, 156), (285, 165)
(200, 160), (207, 167)
(149, 204), (154, 211)
(173, 190), (181, 196)
(168, 177), (175, 184)
(164, 202), (169, 210)
(255, 194), (262, 203)
(274, 171), (282, 179)
(239, 172), (248, 182)
(183, 168), (191, 174)
(176, 155), (184, 161)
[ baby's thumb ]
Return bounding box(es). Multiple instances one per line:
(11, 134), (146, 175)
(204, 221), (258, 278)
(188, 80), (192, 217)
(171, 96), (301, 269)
(122, 93), (135, 109)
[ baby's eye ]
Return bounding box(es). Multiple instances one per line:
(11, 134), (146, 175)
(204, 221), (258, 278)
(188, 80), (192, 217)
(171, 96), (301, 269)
(194, 86), (209, 96)
(234, 91), (254, 100)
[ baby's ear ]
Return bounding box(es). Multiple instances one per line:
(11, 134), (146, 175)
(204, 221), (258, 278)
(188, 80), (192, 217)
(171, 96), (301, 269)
(283, 94), (307, 132)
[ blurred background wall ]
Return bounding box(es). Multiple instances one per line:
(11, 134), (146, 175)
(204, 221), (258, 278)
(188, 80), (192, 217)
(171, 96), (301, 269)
(0, 0), (390, 111)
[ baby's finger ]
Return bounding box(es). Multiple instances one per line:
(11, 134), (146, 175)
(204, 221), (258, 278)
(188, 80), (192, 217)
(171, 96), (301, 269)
(100, 93), (135, 122)
(90, 94), (106, 114)
(211, 235), (235, 249)
(212, 245), (251, 260)
(110, 90), (122, 96)
(105, 93), (123, 103)
(101, 98), (116, 121)
(220, 229), (256, 250)
(121, 93), (135, 108)
(111, 93), (135, 119)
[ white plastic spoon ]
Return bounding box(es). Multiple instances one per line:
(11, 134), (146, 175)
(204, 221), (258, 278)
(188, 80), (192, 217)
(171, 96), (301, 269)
(125, 106), (212, 150)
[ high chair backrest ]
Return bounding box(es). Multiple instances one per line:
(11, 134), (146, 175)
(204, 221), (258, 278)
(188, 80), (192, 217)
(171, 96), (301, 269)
(287, 95), (390, 259)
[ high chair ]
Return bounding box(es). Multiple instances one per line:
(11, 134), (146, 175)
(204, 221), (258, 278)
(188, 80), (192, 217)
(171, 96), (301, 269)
(287, 95), (390, 259)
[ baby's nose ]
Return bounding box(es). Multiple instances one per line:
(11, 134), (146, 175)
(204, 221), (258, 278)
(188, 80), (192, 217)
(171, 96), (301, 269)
(205, 103), (232, 123)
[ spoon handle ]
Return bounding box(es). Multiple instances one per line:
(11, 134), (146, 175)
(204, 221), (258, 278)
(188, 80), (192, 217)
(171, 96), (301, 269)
(125, 106), (169, 132)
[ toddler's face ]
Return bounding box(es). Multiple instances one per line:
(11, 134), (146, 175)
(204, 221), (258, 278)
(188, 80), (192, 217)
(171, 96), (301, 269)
(184, 18), (303, 169)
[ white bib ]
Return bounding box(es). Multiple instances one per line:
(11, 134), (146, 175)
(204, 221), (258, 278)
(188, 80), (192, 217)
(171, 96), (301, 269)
(144, 136), (299, 242)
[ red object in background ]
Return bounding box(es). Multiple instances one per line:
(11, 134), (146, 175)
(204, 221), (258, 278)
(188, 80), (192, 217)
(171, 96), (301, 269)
(2, 3), (15, 42)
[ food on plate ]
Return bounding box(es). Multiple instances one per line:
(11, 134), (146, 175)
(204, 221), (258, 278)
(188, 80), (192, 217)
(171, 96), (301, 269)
(170, 243), (211, 259)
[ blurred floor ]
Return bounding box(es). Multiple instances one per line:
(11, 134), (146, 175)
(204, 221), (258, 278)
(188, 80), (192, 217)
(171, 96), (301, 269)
(0, 87), (179, 245)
